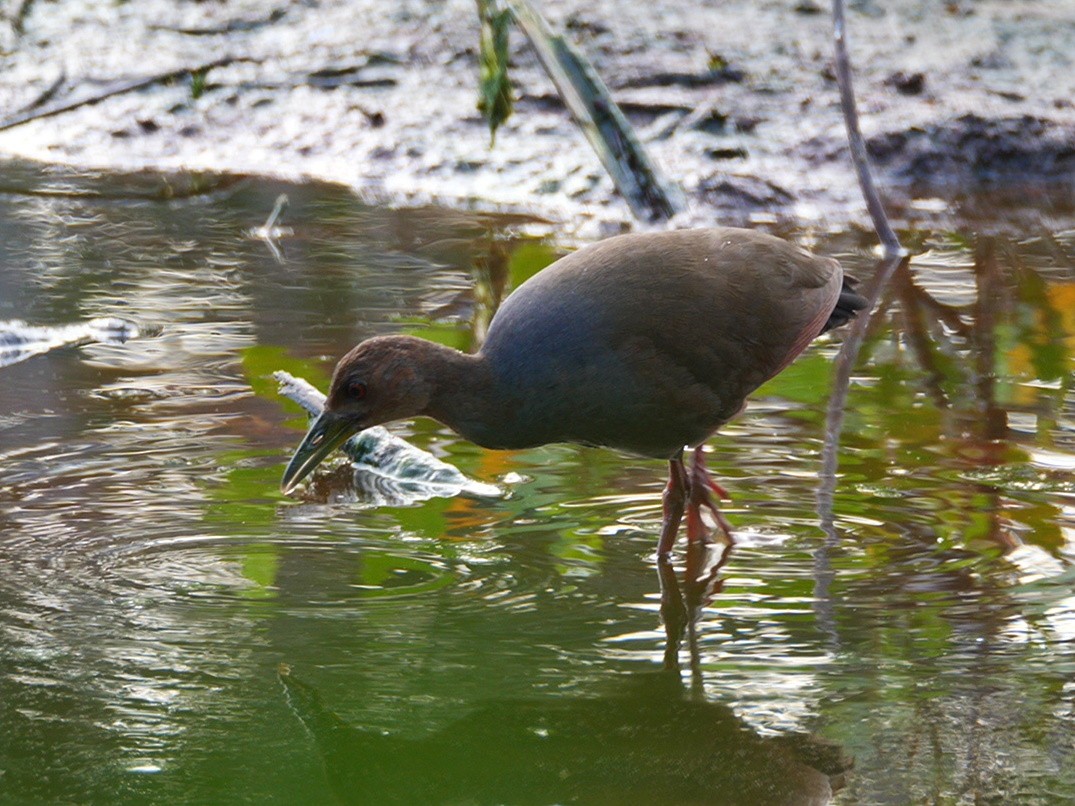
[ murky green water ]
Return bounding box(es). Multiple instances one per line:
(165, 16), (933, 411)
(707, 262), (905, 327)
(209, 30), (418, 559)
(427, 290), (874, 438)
(1, 163), (1073, 804)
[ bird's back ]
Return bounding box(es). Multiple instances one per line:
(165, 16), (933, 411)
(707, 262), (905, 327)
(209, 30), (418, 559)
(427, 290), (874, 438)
(476, 228), (844, 457)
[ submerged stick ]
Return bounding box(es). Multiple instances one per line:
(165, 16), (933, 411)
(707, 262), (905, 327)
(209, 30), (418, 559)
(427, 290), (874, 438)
(831, 0), (903, 257)
(506, 0), (684, 222)
(247, 194), (292, 263)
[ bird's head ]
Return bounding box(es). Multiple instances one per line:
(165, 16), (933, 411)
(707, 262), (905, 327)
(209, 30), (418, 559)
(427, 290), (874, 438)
(280, 336), (436, 493)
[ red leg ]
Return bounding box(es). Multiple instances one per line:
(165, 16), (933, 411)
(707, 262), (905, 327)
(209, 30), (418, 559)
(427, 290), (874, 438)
(685, 447), (734, 545)
(657, 453), (688, 557)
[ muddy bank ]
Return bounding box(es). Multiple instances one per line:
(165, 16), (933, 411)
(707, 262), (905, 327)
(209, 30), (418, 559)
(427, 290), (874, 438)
(0, 0), (1072, 236)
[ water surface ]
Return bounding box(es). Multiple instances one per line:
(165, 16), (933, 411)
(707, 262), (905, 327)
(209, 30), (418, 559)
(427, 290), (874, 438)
(1, 163), (1073, 804)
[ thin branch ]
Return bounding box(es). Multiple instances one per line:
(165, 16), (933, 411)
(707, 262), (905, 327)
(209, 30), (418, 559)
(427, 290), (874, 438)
(0, 57), (250, 133)
(148, 9), (286, 36)
(11, 71), (66, 115)
(831, 0), (904, 257)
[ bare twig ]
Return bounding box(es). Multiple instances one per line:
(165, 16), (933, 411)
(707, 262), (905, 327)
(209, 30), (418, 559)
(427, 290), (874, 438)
(831, 0), (903, 257)
(248, 194), (292, 264)
(0, 57), (249, 133)
(148, 8), (286, 36)
(0, 176), (247, 201)
(0, 317), (139, 368)
(18, 70), (66, 113)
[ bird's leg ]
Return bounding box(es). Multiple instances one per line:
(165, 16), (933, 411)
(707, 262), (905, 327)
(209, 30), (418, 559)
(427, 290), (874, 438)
(685, 446), (734, 545)
(656, 552), (687, 670)
(683, 541), (734, 693)
(656, 452), (688, 557)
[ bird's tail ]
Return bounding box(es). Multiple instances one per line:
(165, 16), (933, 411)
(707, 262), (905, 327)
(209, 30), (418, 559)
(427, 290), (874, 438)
(821, 276), (868, 333)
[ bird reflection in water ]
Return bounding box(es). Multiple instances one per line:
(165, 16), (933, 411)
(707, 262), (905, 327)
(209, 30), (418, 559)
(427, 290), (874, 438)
(657, 541), (733, 679)
(274, 232), (859, 803)
(279, 651), (851, 805)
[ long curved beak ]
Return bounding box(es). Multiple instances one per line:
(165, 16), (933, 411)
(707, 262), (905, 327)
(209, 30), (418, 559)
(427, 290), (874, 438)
(280, 410), (361, 494)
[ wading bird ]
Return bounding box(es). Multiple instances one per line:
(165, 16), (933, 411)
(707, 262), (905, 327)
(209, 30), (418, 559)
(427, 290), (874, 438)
(281, 228), (865, 555)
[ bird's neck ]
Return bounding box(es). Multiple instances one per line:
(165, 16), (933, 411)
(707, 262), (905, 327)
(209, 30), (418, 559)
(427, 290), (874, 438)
(418, 341), (502, 446)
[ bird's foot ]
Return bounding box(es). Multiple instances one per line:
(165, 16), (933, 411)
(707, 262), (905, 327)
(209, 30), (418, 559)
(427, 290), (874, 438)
(686, 447), (733, 545)
(657, 448), (734, 558)
(685, 485), (733, 545)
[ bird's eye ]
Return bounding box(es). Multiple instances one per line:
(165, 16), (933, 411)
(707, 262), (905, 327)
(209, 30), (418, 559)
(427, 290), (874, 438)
(348, 381), (367, 400)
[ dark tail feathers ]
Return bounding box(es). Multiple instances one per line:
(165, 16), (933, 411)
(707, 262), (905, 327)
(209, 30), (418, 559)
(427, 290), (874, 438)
(821, 276), (868, 333)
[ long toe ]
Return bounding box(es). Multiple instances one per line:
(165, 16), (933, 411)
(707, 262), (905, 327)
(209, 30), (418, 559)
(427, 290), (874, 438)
(687, 448), (734, 544)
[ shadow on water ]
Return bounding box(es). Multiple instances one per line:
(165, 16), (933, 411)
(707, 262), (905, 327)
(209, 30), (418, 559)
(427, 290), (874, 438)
(0, 161), (1073, 804)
